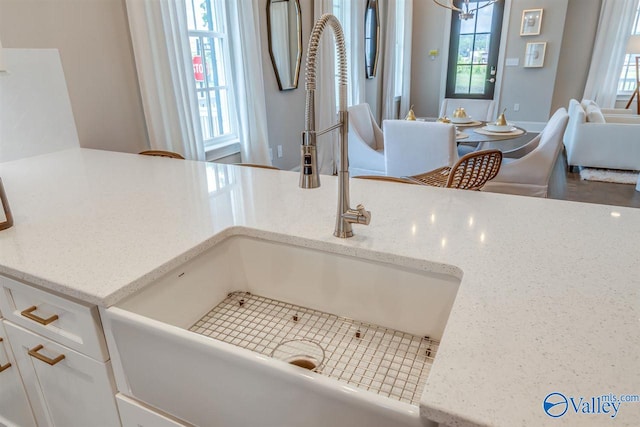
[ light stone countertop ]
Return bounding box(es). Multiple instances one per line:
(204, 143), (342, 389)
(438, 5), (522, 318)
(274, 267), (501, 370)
(0, 148), (638, 426)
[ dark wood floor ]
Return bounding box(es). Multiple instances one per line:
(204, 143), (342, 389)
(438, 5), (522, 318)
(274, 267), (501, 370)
(480, 133), (640, 208)
(548, 150), (640, 208)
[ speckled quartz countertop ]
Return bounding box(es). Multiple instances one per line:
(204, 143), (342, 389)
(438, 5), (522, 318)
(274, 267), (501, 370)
(1, 148), (638, 426)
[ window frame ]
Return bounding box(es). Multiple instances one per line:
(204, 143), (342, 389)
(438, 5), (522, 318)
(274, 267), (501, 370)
(185, 0), (240, 153)
(445, 0), (504, 100)
(617, 5), (640, 97)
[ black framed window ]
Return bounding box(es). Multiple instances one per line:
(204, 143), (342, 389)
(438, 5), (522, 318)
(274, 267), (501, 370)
(445, 0), (504, 99)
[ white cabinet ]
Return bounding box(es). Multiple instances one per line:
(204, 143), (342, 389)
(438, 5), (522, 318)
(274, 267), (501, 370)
(4, 320), (120, 427)
(0, 274), (109, 361)
(0, 320), (37, 427)
(0, 273), (121, 426)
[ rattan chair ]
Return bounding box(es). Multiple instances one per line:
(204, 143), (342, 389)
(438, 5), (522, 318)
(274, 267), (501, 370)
(354, 175), (418, 185)
(408, 149), (502, 190)
(139, 150), (185, 159)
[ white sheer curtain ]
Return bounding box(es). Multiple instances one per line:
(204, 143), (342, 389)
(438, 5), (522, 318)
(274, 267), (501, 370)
(312, 0), (367, 174)
(313, 0), (338, 174)
(125, 0), (204, 160)
(334, 1), (366, 107)
(583, 0), (640, 107)
(226, 0), (271, 164)
(381, 0), (413, 121)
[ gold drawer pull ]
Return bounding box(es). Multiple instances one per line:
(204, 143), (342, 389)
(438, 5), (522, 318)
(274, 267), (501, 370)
(28, 345), (65, 366)
(0, 337), (11, 372)
(20, 306), (59, 325)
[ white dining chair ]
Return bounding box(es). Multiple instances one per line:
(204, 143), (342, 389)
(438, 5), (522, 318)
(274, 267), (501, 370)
(347, 103), (386, 176)
(481, 108), (569, 198)
(439, 98), (496, 122)
(383, 120), (458, 177)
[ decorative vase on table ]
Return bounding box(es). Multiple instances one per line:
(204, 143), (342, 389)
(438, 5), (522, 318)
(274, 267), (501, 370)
(405, 105), (416, 121)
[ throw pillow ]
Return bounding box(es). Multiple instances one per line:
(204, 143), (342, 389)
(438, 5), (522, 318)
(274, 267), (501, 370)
(585, 105), (605, 123)
(581, 99), (598, 110)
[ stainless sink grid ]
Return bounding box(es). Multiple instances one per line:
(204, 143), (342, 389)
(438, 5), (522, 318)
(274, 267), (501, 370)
(189, 291), (439, 405)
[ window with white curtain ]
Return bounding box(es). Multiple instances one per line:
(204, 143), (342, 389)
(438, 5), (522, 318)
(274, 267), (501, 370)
(617, 4), (640, 94)
(185, 0), (238, 149)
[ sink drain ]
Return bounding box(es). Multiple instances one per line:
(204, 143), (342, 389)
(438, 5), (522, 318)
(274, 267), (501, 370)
(288, 357), (318, 370)
(271, 339), (325, 372)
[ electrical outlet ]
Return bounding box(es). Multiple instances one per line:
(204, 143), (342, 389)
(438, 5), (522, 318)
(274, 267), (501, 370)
(269, 148), (273, 161)
(514, 103), (520, 112)
(277, 145), (283, 158)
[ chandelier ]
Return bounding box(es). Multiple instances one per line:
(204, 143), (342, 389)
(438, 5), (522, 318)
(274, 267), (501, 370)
(433, 0), (500, 20)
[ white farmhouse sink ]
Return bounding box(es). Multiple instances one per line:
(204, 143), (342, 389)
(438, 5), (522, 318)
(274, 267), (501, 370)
(104, 234), (460, 427)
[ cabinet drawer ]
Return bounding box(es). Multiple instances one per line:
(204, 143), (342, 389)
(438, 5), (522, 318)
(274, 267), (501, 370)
(5, 321), (120, 427)
(0, 274), (108, 361)
(0, 321), (37, 427)
(116, 394), (189, 427)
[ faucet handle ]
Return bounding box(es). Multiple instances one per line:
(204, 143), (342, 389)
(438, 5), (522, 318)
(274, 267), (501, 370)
(342, 204), (371, 226)
(355, 204), (371, 225)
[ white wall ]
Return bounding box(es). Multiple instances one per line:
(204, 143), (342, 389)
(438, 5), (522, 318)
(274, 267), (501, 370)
(0, 0), (149, 154)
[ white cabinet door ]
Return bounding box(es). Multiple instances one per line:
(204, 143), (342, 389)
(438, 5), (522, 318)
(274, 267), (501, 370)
(4, 321), (120, 427)
(0, 321), (37, 427)
(116, 394), (189, 427)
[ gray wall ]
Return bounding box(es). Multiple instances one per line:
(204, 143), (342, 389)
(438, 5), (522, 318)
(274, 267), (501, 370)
(552, 0), (601, 112)
(498, 0), (569, 122)
(0, 0), (603, 165)
(259, 0), (313, 170)
(410, 0), (449, 118)
(259, 0), (384, 170)
(0, 0), (149, 154)
(410, 0), (601, 123)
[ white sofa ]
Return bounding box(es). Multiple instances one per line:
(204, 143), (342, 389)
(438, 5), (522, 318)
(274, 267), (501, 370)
(581, 99), (634, 115)
(564, 99), (640, 171)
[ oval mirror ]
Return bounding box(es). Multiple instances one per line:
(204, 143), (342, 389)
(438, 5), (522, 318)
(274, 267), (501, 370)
(365, 0), (380, 79)
(267, 0), (302, 91)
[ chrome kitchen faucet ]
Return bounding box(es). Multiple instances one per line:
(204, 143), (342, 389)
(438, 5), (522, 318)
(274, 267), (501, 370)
(299, 14), (371, 238)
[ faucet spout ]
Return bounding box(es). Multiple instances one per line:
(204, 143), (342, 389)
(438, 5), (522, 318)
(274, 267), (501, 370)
(299, 14), (371, 238)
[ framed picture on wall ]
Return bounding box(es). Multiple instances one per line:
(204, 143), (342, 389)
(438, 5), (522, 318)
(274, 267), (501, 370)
(524, 42), (547, 68)
(520, 9), (543, 36)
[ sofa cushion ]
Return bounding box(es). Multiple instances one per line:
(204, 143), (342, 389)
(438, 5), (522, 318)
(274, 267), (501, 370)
(585, 105), (606, 123)
(581, 99), (598, 110)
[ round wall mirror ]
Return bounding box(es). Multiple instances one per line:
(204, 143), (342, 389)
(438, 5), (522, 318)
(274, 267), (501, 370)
(267, 0), (302, 91)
